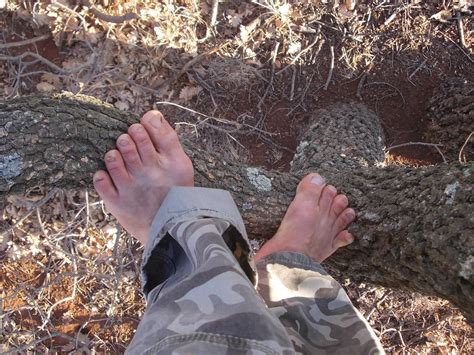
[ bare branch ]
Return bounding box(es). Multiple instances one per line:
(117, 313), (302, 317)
(0, 34), (50, 50)
(324, 45), (335, 91)
(82, 0), (139, 24)
(459, 132), (473, 163)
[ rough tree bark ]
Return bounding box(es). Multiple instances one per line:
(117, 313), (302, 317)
(0, 93), (472, 319)
(424, 78), (473, 162)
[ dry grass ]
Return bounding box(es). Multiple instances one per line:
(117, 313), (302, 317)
(1, 0), (473, 353)
(1, 189), (144, 352)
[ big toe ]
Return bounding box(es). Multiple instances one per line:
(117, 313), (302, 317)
(140, 111), (184, 156)
(295, 173), (326, 200)
(93, 170), (118, 202)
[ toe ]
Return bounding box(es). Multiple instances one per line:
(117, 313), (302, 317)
(116, 134), (142, 171)
(334, 208), (356, 234)
(293, 173), (326, 205)
(140, 110), (184, 156)
(128, 124), (157, 163)
(333, 230), (354, 249)
(331, 194), (349, 219)
(104, 150), (130, 186)
(319, 184), (337, 212)
(93, 170), (118, 201)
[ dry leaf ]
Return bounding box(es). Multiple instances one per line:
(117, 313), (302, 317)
(115, 100), (130, 111)
(288, 42), (301, 55)
(31, 12), (54, 27)
(62, 58), (82, 69)
(36, 82), (55, 92)
(179, 85), (202, 102)
(430, 10), (453, 23)
(41, 73), (61, 88)
(230, 13), (243, 27)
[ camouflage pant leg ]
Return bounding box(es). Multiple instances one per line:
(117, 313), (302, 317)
(256, 252), (385, 354)
(126, 218), (295, 354)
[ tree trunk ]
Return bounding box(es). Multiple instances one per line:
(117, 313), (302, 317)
(1, 93), (473, 320)
(424, 78), (473, 162)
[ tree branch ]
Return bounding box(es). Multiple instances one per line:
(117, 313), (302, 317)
(0, 94), (472, 319)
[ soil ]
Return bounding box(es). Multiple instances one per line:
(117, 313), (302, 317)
(240, 43), (471, 171)
(3, 15), (60, 69)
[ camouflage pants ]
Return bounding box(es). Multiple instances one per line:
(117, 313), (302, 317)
(125, 187), (384, 354)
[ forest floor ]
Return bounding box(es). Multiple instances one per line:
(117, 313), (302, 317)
(1, 0), (473, 353)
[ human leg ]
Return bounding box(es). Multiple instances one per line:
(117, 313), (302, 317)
(255, 175), (384, 354)
(94, 111), (295, 354)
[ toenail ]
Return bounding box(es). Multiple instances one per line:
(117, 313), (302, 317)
(147, 114), (162, 129)
(118, 138), (129, 146)
(94, 175), (104, 182)
(346, 209), (356, 221)
(328, 185), (337, 194)
(310, 174), (325, 186)
(132, 124), (144, 132)
(105, 153), (116, 162)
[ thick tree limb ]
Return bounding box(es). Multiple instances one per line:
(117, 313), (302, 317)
(0, 94), (472, 319)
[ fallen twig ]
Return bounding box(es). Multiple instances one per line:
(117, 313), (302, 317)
(458, 132), (473, 163)
(290, 24), (318, 34)
(408, 58), (428, 80)
(364, 81), (406, 105)
(276, 28), (321, 75)
(2, 188), (59, 233)
(310, 38), (325, 65)
(438, 29), (474, 63)
(3, 332), (87, 354)
(0, 51), (93, 74)
(82, 0), (139, 23)
(323, 45), (335, 91)
(162, 41), (230, 89)
(0, 52), (63, 72)
(113, 73), (164, 96)
(290, 67), (296, 101)
(0, 34), (50, 50)
(257, 41), (280, 111)
(456, 12), (467, 51)
(385, 141), (447, 163)
(356, 72), (368, 100)
(385, 142), (443, 151)
(155, 101), (275, 137)
(383, 3), (417, 27)
(210, 0), (219, 27)
(40, 239), (79, 331)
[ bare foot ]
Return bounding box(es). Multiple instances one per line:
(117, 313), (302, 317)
(93, 111), (194, 244)
(255, 173), (355, 263)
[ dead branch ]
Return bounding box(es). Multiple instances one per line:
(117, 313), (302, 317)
(324, 45), (335, 90)
(356, 72), (368, 100)
(210, 0), (219, 27)
(81, 0), (139, 24)
(257, 41), (280, 111)
(0, 34), (50, 50)
(385, 141), (447, 163)
(459, 132), (473, 163)
(364, 81), (406, 105)
(456, 12), (468, 51)
(0, 51), (93, 74)
(276, 28), (321, 76)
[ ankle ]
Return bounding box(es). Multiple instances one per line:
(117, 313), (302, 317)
(255, 237), (301, 262)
